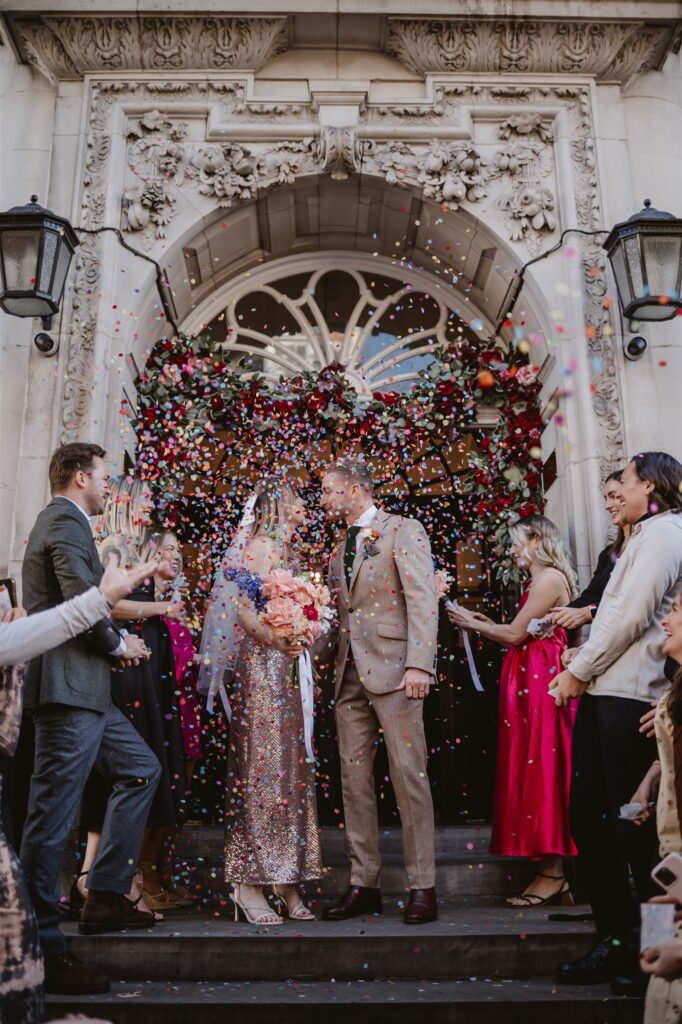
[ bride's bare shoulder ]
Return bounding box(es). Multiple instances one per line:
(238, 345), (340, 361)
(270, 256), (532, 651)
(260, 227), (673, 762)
(242, 534), (279, 572)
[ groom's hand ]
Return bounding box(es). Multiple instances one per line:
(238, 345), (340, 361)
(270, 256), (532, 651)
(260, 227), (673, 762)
(398, 667), (431, 700)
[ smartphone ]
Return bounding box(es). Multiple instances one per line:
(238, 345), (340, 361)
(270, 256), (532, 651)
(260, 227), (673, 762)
(0, 577), (17, 618)
(651, 852), (682, 903)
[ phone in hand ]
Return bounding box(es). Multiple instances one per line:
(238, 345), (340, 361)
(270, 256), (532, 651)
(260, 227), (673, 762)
(652, 852), (682, 903)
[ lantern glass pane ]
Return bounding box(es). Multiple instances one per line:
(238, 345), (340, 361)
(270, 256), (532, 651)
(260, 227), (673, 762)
(37, 230), (59, 295)
(50, 236), (73, 301)
(1, 228), (41, 293)
(609, 242), (631, 306)
(624, 236), (644, 297)
(642, 234), (682, 298)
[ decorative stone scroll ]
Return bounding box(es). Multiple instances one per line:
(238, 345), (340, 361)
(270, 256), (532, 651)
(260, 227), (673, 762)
(9, 13), (682, 88)
(10, 15), (288, 84)
(386, 18), (681, 87)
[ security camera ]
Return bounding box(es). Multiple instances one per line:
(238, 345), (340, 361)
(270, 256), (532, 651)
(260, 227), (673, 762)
(34, 331), (59, 357)
(623, 335), (647, 361)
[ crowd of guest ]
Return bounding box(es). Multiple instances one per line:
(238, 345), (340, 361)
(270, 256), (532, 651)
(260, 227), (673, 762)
(451, 451), (682, 1007)
(0, 442), (204, 1019)
(1, 440), (681, 1024)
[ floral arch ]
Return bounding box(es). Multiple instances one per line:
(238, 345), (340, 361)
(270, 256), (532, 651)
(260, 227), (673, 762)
(134, 249), (545, 600)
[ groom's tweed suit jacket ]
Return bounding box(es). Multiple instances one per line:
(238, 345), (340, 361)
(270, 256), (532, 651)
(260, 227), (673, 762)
(325, 508), (438, 698)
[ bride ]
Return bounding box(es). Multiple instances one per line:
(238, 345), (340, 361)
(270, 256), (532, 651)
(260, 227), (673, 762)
(198, 477), (323, 925)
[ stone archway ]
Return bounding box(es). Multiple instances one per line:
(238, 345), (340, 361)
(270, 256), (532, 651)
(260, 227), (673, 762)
(7, 56), (630, 583)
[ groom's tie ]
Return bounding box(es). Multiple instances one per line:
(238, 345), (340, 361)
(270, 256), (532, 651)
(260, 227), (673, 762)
(344, 525), (361, 587)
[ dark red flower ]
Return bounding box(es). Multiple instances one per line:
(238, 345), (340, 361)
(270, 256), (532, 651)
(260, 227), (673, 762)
(303, 605), (319, 621)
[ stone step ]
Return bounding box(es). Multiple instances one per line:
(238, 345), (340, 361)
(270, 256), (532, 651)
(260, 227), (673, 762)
(45, 977), (642, 1024)
(175, 825), (531, 898)
(180, 824), (497, 860)
(61, 904), (595, 983)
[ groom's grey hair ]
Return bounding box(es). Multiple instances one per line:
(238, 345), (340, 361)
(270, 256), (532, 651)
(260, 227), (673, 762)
(326, 457), (373, 493)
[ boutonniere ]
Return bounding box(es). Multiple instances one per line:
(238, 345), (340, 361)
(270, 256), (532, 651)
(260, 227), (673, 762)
(359, 527), (382, 558)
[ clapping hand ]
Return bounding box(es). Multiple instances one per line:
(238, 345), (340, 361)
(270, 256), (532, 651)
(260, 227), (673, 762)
(163, 600), (185, 621)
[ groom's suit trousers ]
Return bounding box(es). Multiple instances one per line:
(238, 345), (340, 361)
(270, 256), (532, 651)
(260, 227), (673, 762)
(335, 656), (436, 890)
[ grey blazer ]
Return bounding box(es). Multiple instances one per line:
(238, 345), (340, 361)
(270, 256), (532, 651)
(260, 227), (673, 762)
(21, 497), (124, 713)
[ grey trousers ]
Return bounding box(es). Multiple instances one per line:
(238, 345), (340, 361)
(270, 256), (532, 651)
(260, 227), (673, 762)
(334, 659), (436, 890)
(20, 702), (161, 957)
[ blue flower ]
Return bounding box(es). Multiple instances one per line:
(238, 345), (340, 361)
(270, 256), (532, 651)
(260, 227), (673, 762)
(225, 567), (266, 611)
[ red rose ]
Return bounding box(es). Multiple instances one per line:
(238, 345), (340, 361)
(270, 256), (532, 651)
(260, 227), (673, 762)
(303, 605), (319, 621)
(306, 392), (327, 413)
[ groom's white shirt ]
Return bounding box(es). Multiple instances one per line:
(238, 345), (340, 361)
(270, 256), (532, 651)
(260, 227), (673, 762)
(350, 504), (378, 553)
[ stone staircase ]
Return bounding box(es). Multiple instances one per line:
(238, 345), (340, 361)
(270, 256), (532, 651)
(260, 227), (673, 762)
(45, 826), (642, 1023)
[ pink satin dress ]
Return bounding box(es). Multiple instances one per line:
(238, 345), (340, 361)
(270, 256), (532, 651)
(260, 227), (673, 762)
(490, 589), (578, 859)
(164, 618), (203, 762)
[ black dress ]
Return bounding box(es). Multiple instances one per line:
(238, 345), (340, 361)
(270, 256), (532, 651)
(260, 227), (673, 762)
(568, 544), (619, 614)
(81, 580), (186, 830)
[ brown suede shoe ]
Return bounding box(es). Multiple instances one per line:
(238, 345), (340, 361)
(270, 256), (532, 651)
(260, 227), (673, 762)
(44, 951), (111, 995)
(404, 887), (438, 924)
(322, 885), (382, 920)
(79, 890), (156, 935)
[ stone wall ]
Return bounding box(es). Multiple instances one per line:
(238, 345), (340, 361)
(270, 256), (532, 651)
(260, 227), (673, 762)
(1, 8), (681, 586)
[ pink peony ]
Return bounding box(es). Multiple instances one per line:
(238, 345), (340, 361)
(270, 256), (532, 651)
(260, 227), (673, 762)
(262, 595), (300, 638)
(262, 568), (300, 600)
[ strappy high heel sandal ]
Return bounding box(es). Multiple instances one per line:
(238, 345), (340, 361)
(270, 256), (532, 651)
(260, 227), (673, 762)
(505, 873), (574, 909)
(271, 885), (316, 921)
(231, 883), (283, 926)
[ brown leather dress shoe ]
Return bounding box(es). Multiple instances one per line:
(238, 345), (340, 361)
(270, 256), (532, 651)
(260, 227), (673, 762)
(322, 885), (382, 920)
(43, 951), (111, 995)
(79, 890), (156, 935)
(404, 887), (438, 924)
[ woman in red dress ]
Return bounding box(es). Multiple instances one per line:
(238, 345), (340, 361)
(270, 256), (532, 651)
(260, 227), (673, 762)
(448, 514), (579, 907)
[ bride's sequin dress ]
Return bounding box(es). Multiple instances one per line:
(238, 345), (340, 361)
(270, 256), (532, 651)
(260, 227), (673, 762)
(223, 634), (322, 884)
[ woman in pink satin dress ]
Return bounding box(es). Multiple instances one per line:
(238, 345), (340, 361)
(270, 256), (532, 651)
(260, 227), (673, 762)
(448, 515), (579, 908)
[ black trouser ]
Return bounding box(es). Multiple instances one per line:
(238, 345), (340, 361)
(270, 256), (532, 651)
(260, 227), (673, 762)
(570, 692), (659, 941)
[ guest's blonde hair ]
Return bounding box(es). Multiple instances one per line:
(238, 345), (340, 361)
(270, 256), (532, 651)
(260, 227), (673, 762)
(99, 474), (152, 542)
(509, 515), (579, 598)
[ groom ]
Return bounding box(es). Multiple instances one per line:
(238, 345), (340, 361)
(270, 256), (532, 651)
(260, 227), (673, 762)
(317, 458), (438, 924)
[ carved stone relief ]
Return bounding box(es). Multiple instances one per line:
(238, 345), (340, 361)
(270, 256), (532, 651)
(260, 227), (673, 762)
(12, 16), (288, 84)
(385, 18), (680, 87)
(10, 14), (681, 88)
(60, 70), (624, 472)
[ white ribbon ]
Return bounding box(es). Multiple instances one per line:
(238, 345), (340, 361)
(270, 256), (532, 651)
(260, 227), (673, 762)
(461, 628), (485, 693)
(446, 599), (484, 693)
(298, 649), (317, 765)
(207, 679), (232, 720)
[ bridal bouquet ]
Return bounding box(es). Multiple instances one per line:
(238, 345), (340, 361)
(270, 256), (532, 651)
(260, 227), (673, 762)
(226, 566), (332, 647)
(261, 568), (332, 647)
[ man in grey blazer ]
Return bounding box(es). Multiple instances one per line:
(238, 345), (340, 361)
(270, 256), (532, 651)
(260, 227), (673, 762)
(317, 458), (439, 924)
(19, 443), (161, 997)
